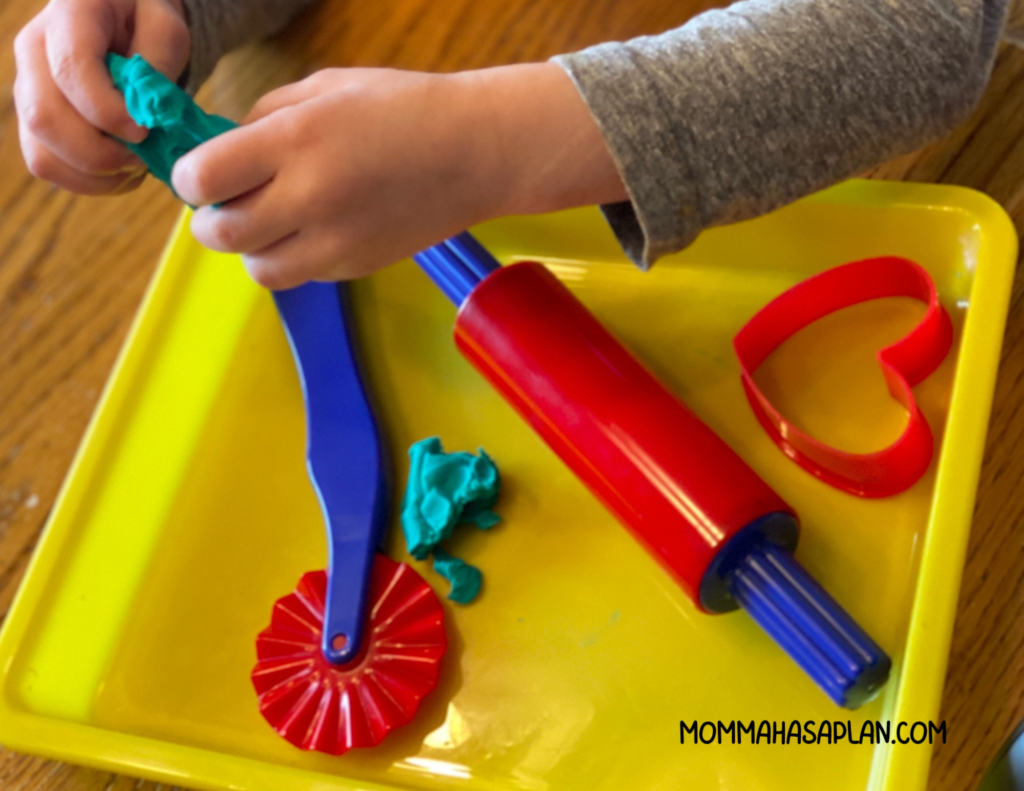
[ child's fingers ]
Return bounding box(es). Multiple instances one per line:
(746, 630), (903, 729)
(14, 36), (144, 176)
(171, 123), (278, 206)
(243, 82), (317, 125)
(18, 117), (142, 195)
(44, 1), (146, 142)
(128, 0), (191, 81)
(241, 230), (339, 290)
(242, 70), (347, 124)
(189, 185), (299, 255)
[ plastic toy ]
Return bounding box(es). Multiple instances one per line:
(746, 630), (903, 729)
(251, 282), (447, 753)
(414, 234), (891, 709)
(734, 256), (953, 497)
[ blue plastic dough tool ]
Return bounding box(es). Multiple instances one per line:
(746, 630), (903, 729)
(271, 282), (388, 665)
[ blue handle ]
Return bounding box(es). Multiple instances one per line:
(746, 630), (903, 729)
(273, 282), (389, 665)
(413, 231), (501, 306)
(730, 543), (890, 708)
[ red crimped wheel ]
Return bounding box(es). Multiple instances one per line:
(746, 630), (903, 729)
(251, 554), (447, 754)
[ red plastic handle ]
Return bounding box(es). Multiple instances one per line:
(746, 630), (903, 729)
(733, 257), (953, 498)
(454, 262), (795, 610)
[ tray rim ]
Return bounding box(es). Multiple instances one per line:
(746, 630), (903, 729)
(0, 179), (1016, 791)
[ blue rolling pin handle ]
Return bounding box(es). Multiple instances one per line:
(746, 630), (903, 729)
(272, 282), (390, 666)
(413, 232), (501, 306)
(729, 541), (891, 709)
(413, 247), (467, 306)
(445, 232), (503, 282)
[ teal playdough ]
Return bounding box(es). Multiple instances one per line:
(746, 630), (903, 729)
(106, 53), (236, 191)
(431, 548), (483, 605)
(401, 437), (501, 603)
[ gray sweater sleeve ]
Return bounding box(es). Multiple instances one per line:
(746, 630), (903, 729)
(179, 0), (319, 92)
(553, 0), (1013, 269)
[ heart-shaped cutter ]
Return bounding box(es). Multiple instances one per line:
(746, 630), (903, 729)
(733, 256), (954, 498)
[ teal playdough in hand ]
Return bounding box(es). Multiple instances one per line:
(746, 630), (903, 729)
(106, 53), (236, 191)
(401, 437), (501, 603)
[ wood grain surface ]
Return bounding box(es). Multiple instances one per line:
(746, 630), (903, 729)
(0, 1), (1022, 790)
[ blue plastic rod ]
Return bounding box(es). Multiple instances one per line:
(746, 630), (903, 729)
(445, 232), (504, 282)
(413, 233), (501, 306)
(730, 543), (891, 708)
(412, 247), (464, 305)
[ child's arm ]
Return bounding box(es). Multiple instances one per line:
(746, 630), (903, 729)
(170, 64), (627, 289)
(552, 0), (1018, 269)
(17, 0), (1019, 285)
(172, 0), (1016, 287)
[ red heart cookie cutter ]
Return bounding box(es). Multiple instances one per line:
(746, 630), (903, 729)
(733, 256), (954, 498)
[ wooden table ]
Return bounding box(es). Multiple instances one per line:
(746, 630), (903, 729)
(0, 1), (1021, 789)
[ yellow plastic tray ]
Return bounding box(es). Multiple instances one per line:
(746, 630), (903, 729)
(0, 180), (1015, 791)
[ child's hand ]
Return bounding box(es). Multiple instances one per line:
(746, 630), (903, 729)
(171, 63), (626, 288)
(14, 0), (190, 195)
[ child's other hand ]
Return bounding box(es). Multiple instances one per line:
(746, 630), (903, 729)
(172, 64), (626, 288)
(14, 0), (190, 195)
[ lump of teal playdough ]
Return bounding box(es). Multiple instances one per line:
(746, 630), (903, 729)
(401, 437), (501, 603)
(402, 437), (501, 558)
(106, 53), (236, 191)
(431, 548), (483, 605)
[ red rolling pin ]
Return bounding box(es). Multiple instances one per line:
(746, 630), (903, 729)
(415, 233), (890, 708)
